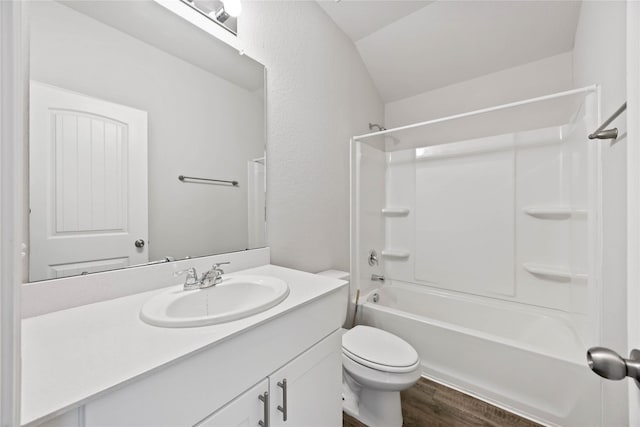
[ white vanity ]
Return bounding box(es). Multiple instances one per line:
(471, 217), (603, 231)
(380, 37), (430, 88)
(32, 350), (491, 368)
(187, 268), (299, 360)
(22, 263), (348, 426)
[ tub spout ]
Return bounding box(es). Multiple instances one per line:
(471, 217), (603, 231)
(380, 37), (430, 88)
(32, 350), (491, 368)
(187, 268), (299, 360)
(371, 274), (385, 282)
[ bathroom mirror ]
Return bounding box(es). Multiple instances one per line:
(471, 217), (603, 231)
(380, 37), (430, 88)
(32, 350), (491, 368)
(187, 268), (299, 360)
(27, 0), (266, 282)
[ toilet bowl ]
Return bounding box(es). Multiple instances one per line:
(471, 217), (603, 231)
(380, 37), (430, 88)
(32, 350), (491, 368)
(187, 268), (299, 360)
(342, 325), (421, 427)
(316, 270), (421, 427)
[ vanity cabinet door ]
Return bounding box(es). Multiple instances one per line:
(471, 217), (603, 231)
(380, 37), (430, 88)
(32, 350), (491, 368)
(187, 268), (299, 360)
(269, 331), (342, 427)
(195, 379), (269, 427)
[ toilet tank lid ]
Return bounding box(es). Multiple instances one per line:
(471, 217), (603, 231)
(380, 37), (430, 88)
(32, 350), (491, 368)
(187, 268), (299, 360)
(316, 270), (350, 281)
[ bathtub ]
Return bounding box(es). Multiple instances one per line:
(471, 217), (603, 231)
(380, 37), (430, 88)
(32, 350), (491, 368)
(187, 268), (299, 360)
(359, 282), (602, 427)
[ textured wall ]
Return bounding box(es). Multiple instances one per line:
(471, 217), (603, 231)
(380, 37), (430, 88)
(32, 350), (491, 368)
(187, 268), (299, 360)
(237, 1), (384, 272)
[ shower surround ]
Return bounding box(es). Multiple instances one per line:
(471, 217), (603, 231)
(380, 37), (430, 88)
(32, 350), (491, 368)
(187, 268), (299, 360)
(351, 88), (603, 426)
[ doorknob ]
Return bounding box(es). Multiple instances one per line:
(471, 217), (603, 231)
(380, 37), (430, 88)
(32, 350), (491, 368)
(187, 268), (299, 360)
(134, 239), (145, 248)
(587, 347), (640, 389)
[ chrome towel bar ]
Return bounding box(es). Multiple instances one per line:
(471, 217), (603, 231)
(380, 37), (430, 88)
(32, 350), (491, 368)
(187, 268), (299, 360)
(178, 175), (239, 187)
(589, 102), (626, 140)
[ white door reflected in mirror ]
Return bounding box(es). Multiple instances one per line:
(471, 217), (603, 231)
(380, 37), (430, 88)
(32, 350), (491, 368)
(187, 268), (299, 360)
(29, 82), (149, 281)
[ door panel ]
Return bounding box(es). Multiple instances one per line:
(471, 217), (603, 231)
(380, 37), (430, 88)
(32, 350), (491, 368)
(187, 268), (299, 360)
(628, 1), (640, 424)
(269, 331), (342, 427)
(54, 112), (128, 233)
(48, 257), (129, 279)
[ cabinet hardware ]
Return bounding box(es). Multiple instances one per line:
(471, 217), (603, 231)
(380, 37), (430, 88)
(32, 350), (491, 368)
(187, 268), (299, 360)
(277, 379), (288, 421)
(258, 391), (269, 427)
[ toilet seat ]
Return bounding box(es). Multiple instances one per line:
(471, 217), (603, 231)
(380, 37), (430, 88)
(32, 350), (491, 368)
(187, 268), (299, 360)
(342, 326), (419, 373)
(343, 348), (420, 373)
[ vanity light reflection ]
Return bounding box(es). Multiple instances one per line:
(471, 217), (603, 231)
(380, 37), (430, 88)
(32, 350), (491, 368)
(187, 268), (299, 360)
(184, 0), (241, 33)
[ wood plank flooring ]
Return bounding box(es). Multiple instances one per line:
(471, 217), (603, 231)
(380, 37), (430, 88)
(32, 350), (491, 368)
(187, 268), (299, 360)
(343, 377), (542, 427)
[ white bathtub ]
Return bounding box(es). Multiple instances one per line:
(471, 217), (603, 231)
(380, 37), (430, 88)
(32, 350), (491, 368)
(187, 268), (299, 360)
(359, 282), (602, 427)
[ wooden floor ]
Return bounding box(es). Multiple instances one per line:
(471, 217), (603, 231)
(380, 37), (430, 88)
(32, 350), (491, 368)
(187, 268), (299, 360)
(343, 377), (542, 427)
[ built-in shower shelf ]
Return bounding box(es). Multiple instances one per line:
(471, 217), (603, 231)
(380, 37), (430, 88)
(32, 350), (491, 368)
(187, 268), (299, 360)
(381, 250), (410, 259)
(523, 206), (587, 219)
(381, 208), (410, 216)
(523, 263), (588, 281)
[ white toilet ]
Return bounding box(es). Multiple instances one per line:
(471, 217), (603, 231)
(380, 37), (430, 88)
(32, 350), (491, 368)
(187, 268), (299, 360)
(317, 271), (421, 427)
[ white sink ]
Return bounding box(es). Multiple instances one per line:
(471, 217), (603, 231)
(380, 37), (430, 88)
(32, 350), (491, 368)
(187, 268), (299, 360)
(140, 275), (290, 327)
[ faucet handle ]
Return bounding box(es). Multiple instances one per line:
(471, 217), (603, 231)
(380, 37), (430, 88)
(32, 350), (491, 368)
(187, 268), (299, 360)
(174, 267), (199, 288)
(199, 262), (230, 288)
(212, 261), (230, 273)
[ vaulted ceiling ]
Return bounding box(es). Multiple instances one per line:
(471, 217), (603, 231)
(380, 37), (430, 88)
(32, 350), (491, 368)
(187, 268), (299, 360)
(317, 1), (582, 103)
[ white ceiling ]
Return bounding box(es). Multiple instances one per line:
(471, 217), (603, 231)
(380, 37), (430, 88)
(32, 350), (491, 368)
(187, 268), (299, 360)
(316, 1), (434, 41)
(317, 1), (581, 103)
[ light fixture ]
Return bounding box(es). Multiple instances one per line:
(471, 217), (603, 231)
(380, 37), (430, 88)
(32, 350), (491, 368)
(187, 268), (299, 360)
(215, 6), (230, 23)
(221, 0), (242, 17)
(182, 0), (240, 34)
(191, 0), (217, 14)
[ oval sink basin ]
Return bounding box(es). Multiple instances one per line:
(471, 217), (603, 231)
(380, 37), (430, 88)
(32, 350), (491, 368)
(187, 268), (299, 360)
(140, 275), (290, 327)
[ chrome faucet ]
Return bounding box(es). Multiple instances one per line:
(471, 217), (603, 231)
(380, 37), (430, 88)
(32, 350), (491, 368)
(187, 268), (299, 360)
(174, 267), (201, 291)
(201, 262), (230, 288)
(174, 262), (231, 290)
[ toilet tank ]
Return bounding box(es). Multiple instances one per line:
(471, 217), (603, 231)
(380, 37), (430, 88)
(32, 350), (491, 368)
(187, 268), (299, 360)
(316, 270), (350, 326)
(316, 270), (350, 282)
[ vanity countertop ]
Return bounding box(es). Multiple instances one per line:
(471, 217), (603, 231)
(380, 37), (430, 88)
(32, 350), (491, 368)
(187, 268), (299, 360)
(21, 264), (347, 426)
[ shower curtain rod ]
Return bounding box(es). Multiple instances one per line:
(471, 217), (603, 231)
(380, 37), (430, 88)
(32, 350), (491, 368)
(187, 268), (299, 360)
(353, 85), (598, 141)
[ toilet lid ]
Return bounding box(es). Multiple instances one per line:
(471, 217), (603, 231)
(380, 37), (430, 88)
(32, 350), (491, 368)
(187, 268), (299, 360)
(342, 326), (419, 373)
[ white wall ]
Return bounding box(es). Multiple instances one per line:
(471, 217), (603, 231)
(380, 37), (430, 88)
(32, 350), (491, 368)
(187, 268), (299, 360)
(385, 52), (574, 129)
(573, 2), (628, 425)
(237, 1), (384, 272)
(29, 1), (264, 263)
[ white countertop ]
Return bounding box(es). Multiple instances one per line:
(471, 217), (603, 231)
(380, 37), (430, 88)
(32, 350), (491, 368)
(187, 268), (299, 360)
(21, 264), (347, 426)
